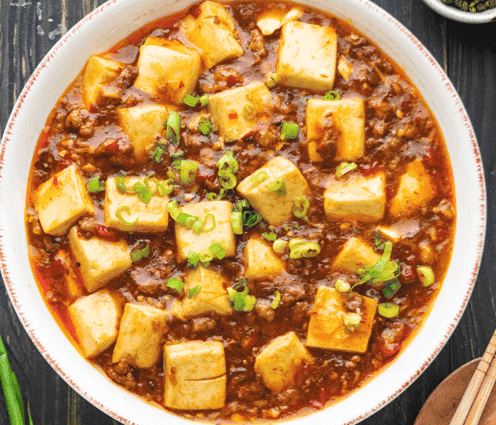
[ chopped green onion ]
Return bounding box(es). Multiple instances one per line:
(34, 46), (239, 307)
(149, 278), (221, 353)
(183, 94), (199, 107)
(335, 162), (357, 178)
(198, 118), (217, 136)
(262, 227), (277, 242)
(116, 205), (138, 226)
(374, 230), (385, 250)
(180, 160), (199, 185)
(202, 214), (216, 233)
(167, 169), (179, 181)
(218, 170), (237, 189)
(234, 199), (250, 211)
(131, 243), (150, 262)
(335, 279), (350, 293)
(188, 285), (202, 298)
(250, 170), (268, 186)
(271, 291), (281, 309)
(265, 72), (279, 88)
(167, 278), (184, 292)
(288, 238), (304, 249)
(166, 111), (181, 146)
(167, 200), (181, 220)
(209, 242), (226, 260)
(267, 177), (286, 196)
(243, 210), (263, 227)
(132, 181), (152, 204)
(217, 150), (239, 174)
(229, 279), (256, 312)
(171, 152), (184, 168)
(289, 241), (321, 259)
(344, 313), (361, 331)
(187, 251), (200, 269)
(382, 278), (401, 298)
(87, 176), (105, 193)
(158, 179), (174, 196)
(231, 211), (243, 235)
(151, 145), (165, 162)
(378, 302), (400, 318)
(293, 196), (310, 219)
(281, 122), (299, 140)
(199, 248), (214, 263)
(417, 266), (435, 287)
(243, 295), (256, 312)
(322, 90), (340, 101)
(199, 94), (209, 107)
(207, 189), (228, 201)
(243, 103), (256, 120)
(272, 239), (288, 255)
(116, 173), (132, 193)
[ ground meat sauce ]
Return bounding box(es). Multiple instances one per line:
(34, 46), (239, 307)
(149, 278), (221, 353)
(25, 1), (455, 421)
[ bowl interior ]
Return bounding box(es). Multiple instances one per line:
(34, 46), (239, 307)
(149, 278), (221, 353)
(0, 0), (485, 424)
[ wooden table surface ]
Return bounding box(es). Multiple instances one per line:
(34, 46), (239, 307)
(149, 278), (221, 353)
(1, 0), (495, 424)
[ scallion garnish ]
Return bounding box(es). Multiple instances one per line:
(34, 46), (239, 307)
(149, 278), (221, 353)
(157, 179), (174, 196)
(374, 230), (385, 250)
(289, 240), (321, 259)
(383, 278), (401, 298)
(207, 189), (228, 201)
(188, 285), (202, 299)
(87, 176), (105, 193)
(335, 279), (350, 293)
(151, 140), (167, 163)
(272, 239), (288, 255)
(131, 243), (150, 262)
(217, 150), (239, 174)
(166, 111), (181, 145)
(209, 241), (226, 260)
(293, 196), (310, 220)
(132, 181), (152, 204)
(344, 313), (361, 331)
(187, 251), (201, 269)
(202, 214), (216, 232)
(322, 90), (340, 101)
(271, 291), (281, 309)
(231, 211), (243, 235)
(265, 72), (279, 88)
(250, 170), (268, 186)
(335, 162), (357, 178)
(262, 228), (277, 242)
(378, 302), (399, 318)
(116, 173), (132, 193)
(199, 94), (209, 107)
(199, 247), (214, 263)
(183, 94), (199, 107)
(198, 118), (217, 136)
(267, 177), (286, 196)
(242, 210), (263, 227)
(417, 266), (435, 287)
(243, 103), (256, 120)
(218, 170), (237, 189)
(234, 199), (250, 211)
(167, 201), (217, 235)
(280, 122), (299, 140)
(180, 160), (199, 185)
(167, 277), (184, 292)
(228, 279), (256, 312)
(116, 205), (138, 226)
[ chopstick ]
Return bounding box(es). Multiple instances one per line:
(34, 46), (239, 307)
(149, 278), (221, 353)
(449, 328), (496, 425)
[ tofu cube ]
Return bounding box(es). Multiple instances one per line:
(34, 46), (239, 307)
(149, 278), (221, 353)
(34, 165), (95, 235)
(133, 37), (201, 104)
(112, 304), (169, 368)
(306, 98), (365, 162)
(324, 173), (386, 222)
(68, 289), (123, 358)
(208, 82), (273, 143)
(332, 237), (380, 274)
(389, 160), (436, 218)
(175, 201), (235, 263)
(337, 55), (354, 80)
(237, 157), (309, 226)
(254, 332), (312, 393)
(181, 1), (243, 69)
(256, 6), (303, 36)
(244, 238), (285, 280)
(117, 104), (169, 161)
(104, 176), (169, 233)
(276, 21), (337, 92)
(82, 56), (124, 109)
(181, 266), (232, 317)
(164, 341), (226, 410)
(68, 226), (132, 293)
(306, 287), (377, 354)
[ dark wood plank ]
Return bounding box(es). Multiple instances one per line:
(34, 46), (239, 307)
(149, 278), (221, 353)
(1, 1), (494, 424)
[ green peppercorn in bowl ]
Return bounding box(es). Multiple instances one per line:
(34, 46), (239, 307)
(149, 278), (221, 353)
(422, 0), (496, 23)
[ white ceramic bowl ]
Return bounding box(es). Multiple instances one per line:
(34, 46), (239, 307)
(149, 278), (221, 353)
(422, 0), (496, 23)
(0, 0), (486, 424)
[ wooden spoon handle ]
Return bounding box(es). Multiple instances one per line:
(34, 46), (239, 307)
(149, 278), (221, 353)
(449, 329), (496, 425)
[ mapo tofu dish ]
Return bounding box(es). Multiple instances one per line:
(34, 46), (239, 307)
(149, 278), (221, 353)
(26, 1), (456, 421)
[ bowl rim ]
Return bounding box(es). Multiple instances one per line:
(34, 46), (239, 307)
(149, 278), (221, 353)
(422, 0), (496, 23)
(0, 0), (487, 424)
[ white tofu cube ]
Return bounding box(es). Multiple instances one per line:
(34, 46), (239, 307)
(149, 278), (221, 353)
(244, 238), (285, 280)
(254, 332), (312, 393)
(112, 304), (169, 368)
(34, 165), (95, 235)
(390, 160), (436, 218)
(306, 98), (365, 162)
(175, 201), (235, 263)
(208, 82), (273, 143)
(256, 6), (303, 36)
(324, 173), (386, 222)
(237, 157), (309, 226)
(276, 21), (337, 92)
(181, 266), (232, 317)
(164, 341), (226, 410)
(117, 104), (169, 161)
(337, 55), (354, 80)
(68, 289), (124, 358)
(332, 237), (380, 274)
(306, 287), (377, 354)
(68, 226), (132, 293)
(81, 55), (124, 109)
(181, 1), (243, 70)
(104, 176), (169, 233)
(134, 37), (201, 104)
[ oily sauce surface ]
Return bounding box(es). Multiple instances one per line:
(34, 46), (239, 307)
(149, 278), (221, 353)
(25, 1), (456, 421)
